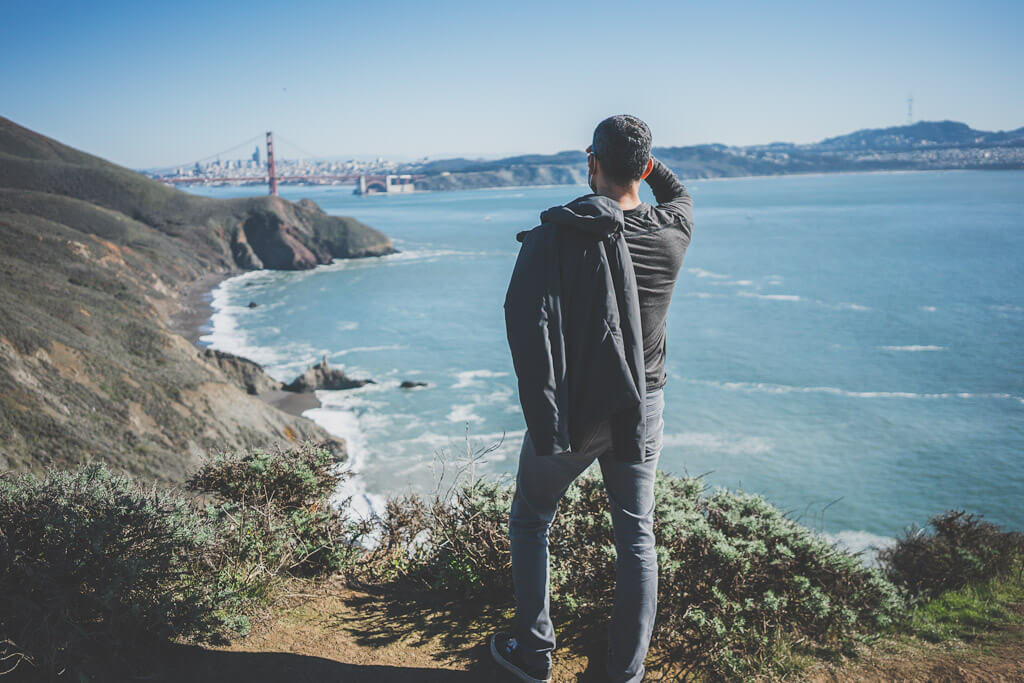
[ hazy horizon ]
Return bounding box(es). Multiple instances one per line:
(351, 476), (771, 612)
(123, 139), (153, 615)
(3, 0), (1022, 169)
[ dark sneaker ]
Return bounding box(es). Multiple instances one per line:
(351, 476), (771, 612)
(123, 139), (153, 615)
(489, 631), (552, 683)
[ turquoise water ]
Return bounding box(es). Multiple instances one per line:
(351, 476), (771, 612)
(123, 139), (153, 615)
(190, 171), (1024, 552)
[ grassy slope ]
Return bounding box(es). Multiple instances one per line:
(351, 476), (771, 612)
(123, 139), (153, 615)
(0, 118), (394, 479)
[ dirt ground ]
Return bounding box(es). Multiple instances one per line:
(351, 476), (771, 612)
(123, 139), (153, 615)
(144, 583), (1024, 682)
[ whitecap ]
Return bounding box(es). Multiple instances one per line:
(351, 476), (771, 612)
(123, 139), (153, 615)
(452, 368), (510, 389)
(880, 345), (946, 352)
(330, 344), (407, 358)
(738, 292), (802, 302)
(687, 267), (730, 280)
(662, 432), (772, 455)
(447, 404), (483, 423)
(683, 378), (1023, 404)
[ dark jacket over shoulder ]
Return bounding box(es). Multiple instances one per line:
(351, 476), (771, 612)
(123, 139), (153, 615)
(504, 194), (648, 462)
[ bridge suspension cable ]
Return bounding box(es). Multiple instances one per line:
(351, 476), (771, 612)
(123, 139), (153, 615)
(273, 133), (320, 161)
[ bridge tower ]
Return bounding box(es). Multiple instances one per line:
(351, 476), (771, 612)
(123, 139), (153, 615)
(266, 131), (278, 196)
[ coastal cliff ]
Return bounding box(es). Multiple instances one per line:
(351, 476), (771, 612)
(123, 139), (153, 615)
(0, 117), (394, 481)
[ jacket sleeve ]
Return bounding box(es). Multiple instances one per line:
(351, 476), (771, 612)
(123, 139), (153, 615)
(504, 228), (569, 457)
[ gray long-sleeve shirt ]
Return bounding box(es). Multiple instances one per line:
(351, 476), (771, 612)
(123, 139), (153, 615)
(622, 158), (694, 391)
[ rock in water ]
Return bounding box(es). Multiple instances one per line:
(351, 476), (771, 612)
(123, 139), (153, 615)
(284, 355), (374, 393)
(400, 380), (428, 389)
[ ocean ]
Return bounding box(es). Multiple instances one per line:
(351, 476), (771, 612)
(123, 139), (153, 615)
(188, 170), (1024, 554)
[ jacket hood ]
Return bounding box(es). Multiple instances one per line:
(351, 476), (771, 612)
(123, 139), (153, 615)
(539, 194), (624, 239)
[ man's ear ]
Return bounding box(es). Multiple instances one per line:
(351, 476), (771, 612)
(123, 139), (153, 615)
(640, 157), (654, 180)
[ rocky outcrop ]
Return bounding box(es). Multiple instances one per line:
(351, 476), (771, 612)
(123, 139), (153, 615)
(201, 348), (283, 395)
(284, 356), (375, 393)
(0, 117), (369, 480)
(400, 380), (428, 389)
(0, 116), (397, 277)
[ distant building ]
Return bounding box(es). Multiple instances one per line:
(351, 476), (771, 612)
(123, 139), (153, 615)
(252, 146), (260, 166)
(355, 174), (415, 195)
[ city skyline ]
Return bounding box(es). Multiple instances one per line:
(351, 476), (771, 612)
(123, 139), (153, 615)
(3, 0), (1022, 168)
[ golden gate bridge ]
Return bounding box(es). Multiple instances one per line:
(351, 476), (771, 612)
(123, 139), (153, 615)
(152, 131), (418, 196)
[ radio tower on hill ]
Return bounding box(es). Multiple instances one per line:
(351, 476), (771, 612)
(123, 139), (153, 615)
(906, 95), (914, 125)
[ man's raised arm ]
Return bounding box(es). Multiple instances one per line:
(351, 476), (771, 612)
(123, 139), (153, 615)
(645, 157), (693, 235)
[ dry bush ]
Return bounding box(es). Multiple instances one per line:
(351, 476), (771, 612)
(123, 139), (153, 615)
(879, 509), (1024, 602)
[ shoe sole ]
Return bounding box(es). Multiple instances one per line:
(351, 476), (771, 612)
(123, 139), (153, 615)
(489, 634), (551, 683)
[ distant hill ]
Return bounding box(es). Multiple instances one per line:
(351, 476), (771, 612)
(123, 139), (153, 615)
(406, 120), (1024, 190)
(0, 118), (394, 480)
(816, 120), (1024, 151)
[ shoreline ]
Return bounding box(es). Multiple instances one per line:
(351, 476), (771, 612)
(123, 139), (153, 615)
(168, 272), (232, 346)
(168, 271), (325, 418)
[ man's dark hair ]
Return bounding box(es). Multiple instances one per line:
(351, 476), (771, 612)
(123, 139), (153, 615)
(591, 115), (652, 185)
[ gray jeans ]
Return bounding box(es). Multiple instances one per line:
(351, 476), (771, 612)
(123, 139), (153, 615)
(509, 388), (663, 683)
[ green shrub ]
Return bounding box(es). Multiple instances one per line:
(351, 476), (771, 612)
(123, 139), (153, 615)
(650, 475), (903, 677)
(0, 463), (237, 680)
(187, 442), (359, 580)
(361, 467), (905, 679)
(878, 509), (1024, 602)
(355, 445), (513, 594)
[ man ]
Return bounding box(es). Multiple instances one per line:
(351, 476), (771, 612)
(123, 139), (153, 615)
(493, 115), (694, 683)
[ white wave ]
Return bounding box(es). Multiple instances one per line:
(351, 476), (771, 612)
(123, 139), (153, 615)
(304, 395), (386, 521)
(880, 345), (946, 352)
(920, 306), (938, 312)
(687, 267), (730, 280)
(662, 432), (772, 455)
(739, 292), (802, 302)
(336, 321), (359, 331)
(199, 274), (323, 375)
(330, 344), (407, 358)
(684, 292), (726, 299)
(475, 386), (514, 405)
(684, 378), (1023, 403)
(452, 368), (509, 389)
(382, 248), (495, 262)
(820, 530), (896, 565)
(447, 404), (483, 423)
(992, 304), (1024, 313)
(734, 289), (870, 311)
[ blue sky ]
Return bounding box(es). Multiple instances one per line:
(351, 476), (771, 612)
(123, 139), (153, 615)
(2, 0), (1021, 168)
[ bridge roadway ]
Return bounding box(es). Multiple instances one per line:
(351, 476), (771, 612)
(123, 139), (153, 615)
(156, 173), (423, 189)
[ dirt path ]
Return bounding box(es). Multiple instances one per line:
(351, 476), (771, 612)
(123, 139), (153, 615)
(151, 585), (1024, 682)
